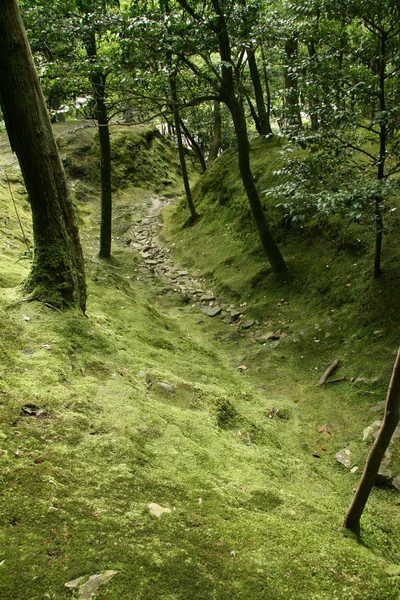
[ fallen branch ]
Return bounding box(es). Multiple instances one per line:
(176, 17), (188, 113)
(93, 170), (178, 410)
(318, 359), (340, 386)
(325, 377), (346, 384)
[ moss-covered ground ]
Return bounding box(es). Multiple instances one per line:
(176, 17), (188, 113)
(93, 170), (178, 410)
(0, 125), (400, 599)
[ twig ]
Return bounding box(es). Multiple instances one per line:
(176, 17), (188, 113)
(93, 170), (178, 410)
(44, 302), (62, 313)
(5, 171), (31, 255)
(318, 359), (340, 386)
(324, 377), (346, 384)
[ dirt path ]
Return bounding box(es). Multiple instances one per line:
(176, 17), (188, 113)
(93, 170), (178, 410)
(124, 193), (249, 326)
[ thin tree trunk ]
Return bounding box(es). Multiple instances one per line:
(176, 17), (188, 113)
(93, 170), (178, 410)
(96, 89), (112, 259)
(169, 75), (198, 220)
(179, 118), (207, 173)
(0, 0), (86, 311)
(212, 0), (286, 272)
(244, 89), (262, 135)
(260, 44), (273, 129)
(343, 348), (400, 534)
(248, 45), (272, 135)
(208, 100), (222, 164)
(85, 32), (112, 259)
(283, 37), (302, 128)
(228, 94), (286, 272)
(374, 30), (387, 279)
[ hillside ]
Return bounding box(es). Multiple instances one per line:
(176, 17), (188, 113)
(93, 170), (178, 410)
(1, 125), (400, 599)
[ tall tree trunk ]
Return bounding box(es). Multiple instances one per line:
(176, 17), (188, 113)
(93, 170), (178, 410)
(164, 0), (198, 220)
(170, 78), (198, 220)
(179, 118), (207, 173)
(244, 89), (262, 134)
(260, 44), (273, 129)
(374, 30), (388, 279)
(248, 45), (272, 135)
(85, 32), (112, 259)
(0, 0), (86, 311)
(343, 348), (400, 534)
(211, 0), (286, 272)
(208, 100), (222, 164)
(283, 37), (302, 129)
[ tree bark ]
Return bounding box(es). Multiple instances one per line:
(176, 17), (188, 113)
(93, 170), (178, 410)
(179, 118), (207, 173)
(248, 45), (272, 135)
(208, 100), (222, 164)
(283, 38), (302, 129)
(84, 32), (112, 259)
(211, 0), (286, 272)
(0, 0), (86, 311)
(373, 30), (388, 279)
(343, 348), (400, 534)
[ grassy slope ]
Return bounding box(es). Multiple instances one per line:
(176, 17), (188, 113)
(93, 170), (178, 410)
(0, 126), (399, 599)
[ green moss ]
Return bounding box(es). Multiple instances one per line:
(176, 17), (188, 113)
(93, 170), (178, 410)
(1, 125), (400, 599)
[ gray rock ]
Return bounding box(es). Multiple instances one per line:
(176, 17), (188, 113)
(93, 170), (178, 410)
(336, 448), (352, 468)
(202, 306), (222, 317)
(155, 382), (175, 394)
(370, 400), (386, 413)
(177, 270), (189, 276)
(230, 310), (241, 321)
(376, 466), (393, 487)
(392, 424), (400, 440)
(200, 293), (215, 302)
(241, 319), (255, 329)
(270, 340), (281, 349)
(362, 420), (382, 442)
(65, 571), (119, 599)
(392, 476), (400, 491)
(148, 503), (172, 517)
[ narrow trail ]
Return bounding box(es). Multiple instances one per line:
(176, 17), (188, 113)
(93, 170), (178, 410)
(122, 192), (289, 347)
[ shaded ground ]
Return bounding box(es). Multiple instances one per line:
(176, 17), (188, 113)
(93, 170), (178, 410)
(1, 126), (400, 599)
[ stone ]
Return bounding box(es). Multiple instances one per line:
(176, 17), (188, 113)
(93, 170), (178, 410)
(392, 424), (400, 440)
(376, 466), (393, 487)
(362, 420), (382, 441)
(65, 571), (119, 599)
(336, 448), (352, 468)
(270, 340), (281, 349)
(370, 400), (386, 413)
(202, 306), (222, 317)
(375, 451), (393, 486)
(155, 382), (175, 394)
(392, 476), (400, 491)
(148, 503), (172, 517)
(241, 319), (255, 329)
(200, 294), (215, 302)
(230, 310), (241, 321)
(177, 270), (189, 276)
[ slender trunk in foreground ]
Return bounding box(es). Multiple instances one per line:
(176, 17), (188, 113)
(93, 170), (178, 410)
(343, 348), (400, 534)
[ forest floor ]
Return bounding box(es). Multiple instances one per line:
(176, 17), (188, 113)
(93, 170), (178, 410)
(1, 124), (400, 599)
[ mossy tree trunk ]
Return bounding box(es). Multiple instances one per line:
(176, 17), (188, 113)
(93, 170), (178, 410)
(84, 31), (112, 259)
(343, 348), (400, 535)
(0, 0), (86, 311)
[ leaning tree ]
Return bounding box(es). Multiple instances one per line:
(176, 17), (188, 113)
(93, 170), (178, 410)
(0, 0), (86, 311)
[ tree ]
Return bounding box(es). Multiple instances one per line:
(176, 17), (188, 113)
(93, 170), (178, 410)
(0, 0), (86, 311)
(22, 0), (126, 259)
(175, 0), (287, 273)
(271, 0), (400, 277)
(344, 348), (400, 535)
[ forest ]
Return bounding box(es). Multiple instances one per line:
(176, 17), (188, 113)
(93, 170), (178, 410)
(1, 0), (400, 598)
